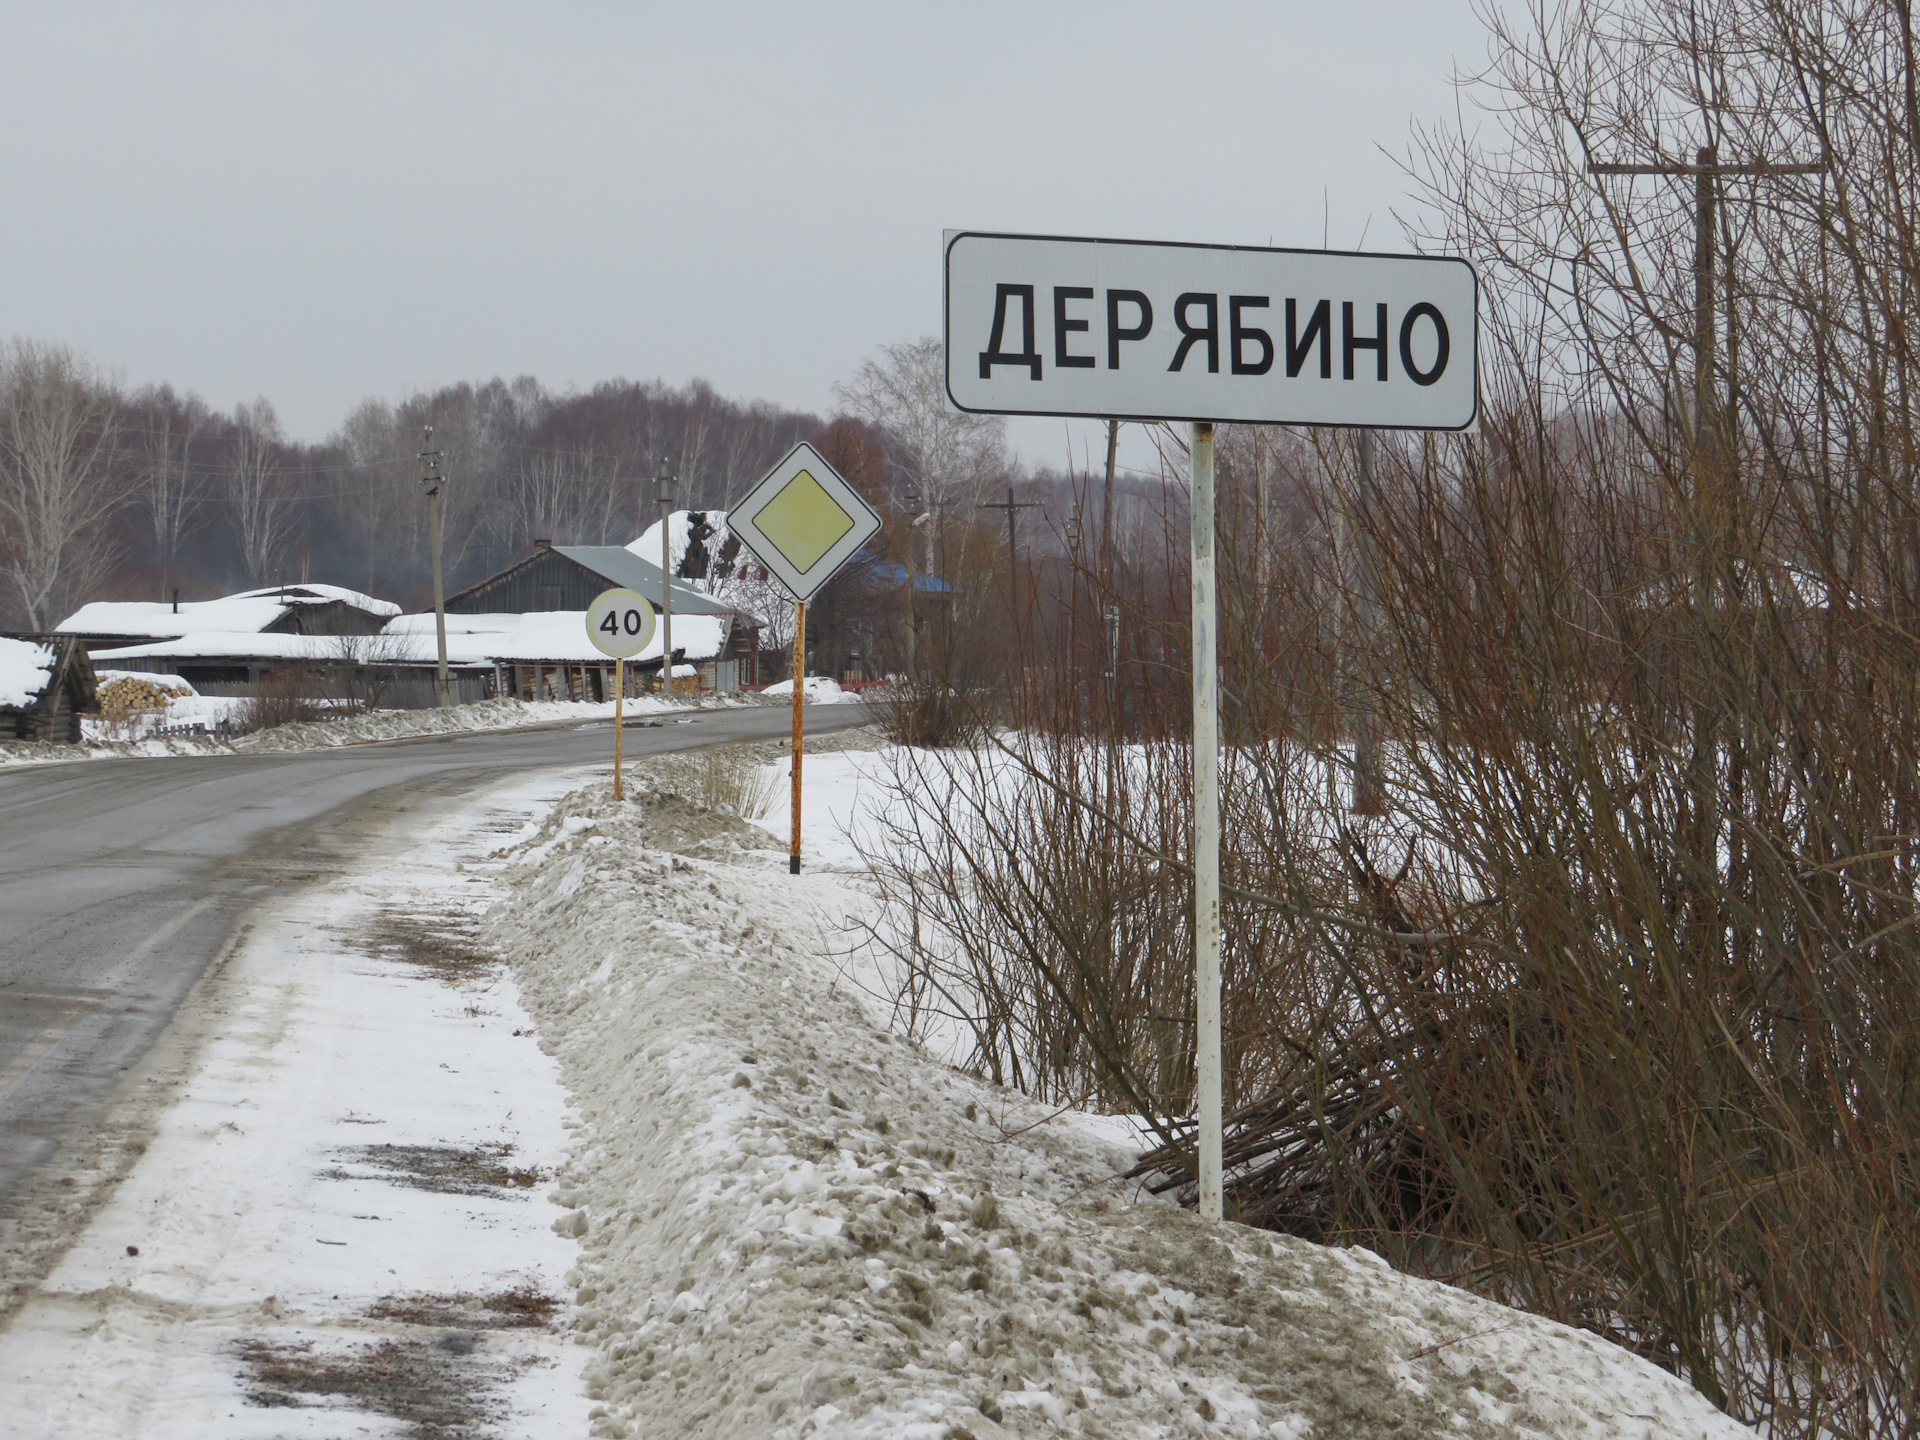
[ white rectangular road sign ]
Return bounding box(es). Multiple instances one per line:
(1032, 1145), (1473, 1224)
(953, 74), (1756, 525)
(945, 231), (1478, 430)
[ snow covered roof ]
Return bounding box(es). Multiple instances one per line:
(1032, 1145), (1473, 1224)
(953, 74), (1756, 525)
(91, 612), (732, 668)
(0, 636), (54, 709)
(550, 546), (749, 618)
(387, 611), (732, 665)
(57, 584), (401, 640)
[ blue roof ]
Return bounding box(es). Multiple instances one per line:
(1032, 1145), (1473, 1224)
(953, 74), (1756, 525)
(849, 552), (961, 594)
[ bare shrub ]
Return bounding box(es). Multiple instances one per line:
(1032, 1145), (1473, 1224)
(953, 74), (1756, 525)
(860, 3), (1920, 1430)
(642, 744), (780, 819)
(234, 670), (328, 733)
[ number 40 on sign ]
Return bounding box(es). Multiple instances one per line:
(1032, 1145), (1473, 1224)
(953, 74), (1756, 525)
(585, 587), (657, 801)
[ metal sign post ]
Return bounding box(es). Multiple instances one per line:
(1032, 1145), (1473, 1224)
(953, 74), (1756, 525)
(585, 587), (656, 801)
(726, 441), (884, 875)
(790, 599), (805, 874)
(1188, 421), (1223, 1221)
(945, 228), (1478, 1223)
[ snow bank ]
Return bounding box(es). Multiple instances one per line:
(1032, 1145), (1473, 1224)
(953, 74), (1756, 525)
(483, 764), (1750, 1440)
(761, 675), (858, 704)
(0, 635), (54, 709)
(3, 695), (735, 767)
(231, 695), (685, 752)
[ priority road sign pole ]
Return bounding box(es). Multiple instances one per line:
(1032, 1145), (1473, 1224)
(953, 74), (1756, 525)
(1190, 420), (1223, 1223)
(613, 656), (624, 801)
(790, 599), (805, 874)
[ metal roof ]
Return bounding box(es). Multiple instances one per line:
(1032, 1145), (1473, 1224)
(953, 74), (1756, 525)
(550, 546), (760, 621)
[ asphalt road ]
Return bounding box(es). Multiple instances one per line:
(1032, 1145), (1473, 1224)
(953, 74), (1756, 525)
(0, 704), (865, 1259)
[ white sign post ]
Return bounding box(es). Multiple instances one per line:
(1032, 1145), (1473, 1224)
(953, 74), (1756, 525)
(946, 230), (1478, 1223)
(728, 441), (884, 875)
(585, 587), (657, 802)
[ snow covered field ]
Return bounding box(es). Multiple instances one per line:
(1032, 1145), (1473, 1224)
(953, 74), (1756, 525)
(0, 731), (1753, 1437)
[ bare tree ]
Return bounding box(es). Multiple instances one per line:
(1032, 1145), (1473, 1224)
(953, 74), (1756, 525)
(833, 337), (1007, 507)
(333, 396), (423, 593)
(224, 398), (296, 587)
(503, 445), (625, 546)
(0, 340), (126, 629)
(136, 385), (210, 601)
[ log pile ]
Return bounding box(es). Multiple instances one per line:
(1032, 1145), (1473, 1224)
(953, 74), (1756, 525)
(96, 675), (192, 721)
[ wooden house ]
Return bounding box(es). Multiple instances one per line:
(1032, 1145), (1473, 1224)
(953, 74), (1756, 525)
(0, 635), (100, 742)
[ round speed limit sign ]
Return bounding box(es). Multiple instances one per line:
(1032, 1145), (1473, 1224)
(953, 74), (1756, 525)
(584, 588), (657, 659)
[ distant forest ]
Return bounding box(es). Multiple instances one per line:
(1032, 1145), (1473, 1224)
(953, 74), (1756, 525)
(0, 348), (840, 631)
(0, 336), (1187, 661)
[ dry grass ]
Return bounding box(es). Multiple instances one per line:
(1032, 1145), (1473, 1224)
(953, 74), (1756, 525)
(355, 909), (496, 986)
(324, 1142), (544, 1197)
(367, 1281), (561, 1331)
(238, 1336), (496, 1437)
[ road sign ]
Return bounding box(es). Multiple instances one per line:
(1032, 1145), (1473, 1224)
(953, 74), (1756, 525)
(727, 442), (882, 878)
(585, 588), (656, 659)
(727, 441), (882, 603)
(945, 230), (1478, 430)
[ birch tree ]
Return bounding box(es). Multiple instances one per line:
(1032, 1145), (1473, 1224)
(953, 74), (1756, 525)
(834, 337), (1007, 507)
(225, 398), (295, 587)
(0, 340), (126, 629)
(136, 385), (210, 600)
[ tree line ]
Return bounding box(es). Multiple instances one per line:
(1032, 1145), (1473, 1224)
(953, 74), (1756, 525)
(0, 355), (851, 631)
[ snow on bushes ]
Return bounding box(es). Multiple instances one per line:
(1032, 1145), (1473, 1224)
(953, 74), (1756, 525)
(481, 765), (1750, 1440)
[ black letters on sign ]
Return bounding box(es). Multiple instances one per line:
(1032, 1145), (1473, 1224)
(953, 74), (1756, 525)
(1343, 301), (1389, 382)
(599, 611), (618, 635)
(1106, 290), (1151, 368)
(1286, 299), (1331, 379)
(1398, 302), (1450, 386)
(979, 284), (1042, 380)
(1053, 287), (1095, 369)
(1168, 293), (1219, 374)
(1229, 296), (1273, 376)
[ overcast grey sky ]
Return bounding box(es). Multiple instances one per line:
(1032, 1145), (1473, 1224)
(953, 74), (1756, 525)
(0, 2), (1491, 467)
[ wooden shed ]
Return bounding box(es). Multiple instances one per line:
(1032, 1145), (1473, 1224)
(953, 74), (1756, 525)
(0, 635), (100, 742)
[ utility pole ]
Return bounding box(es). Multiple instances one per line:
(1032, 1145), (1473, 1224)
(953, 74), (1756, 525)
(903, 486), (923, 672)
(1591, 146), (1826, 462)
(419, 426), (453, 707)
(977, 483), (1041, 613)
(657, 458), (675, 696)
(1589, 145), (1827, 896)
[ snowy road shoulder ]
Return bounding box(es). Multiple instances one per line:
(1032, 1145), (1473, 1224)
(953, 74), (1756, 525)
(0, 771), (597, 1438)
(484, 759), (1752, 1440)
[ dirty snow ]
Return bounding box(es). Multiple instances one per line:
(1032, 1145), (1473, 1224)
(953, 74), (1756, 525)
(2, 694), (746, 767)
(479, 744), (1752, 1440)
(0, 636), (54, 709)
(0, 770), (597, 1438)
(0, 720), (1754, 1438)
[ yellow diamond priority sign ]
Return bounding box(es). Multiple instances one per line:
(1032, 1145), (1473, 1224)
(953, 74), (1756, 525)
(727, 442), (882, 602)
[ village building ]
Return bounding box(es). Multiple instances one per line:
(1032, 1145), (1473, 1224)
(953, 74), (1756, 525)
(439, 533), (766, 697)
(0, 635), (100, 742)
(57, 584), (399, 653)
(49, 519), (777, 711)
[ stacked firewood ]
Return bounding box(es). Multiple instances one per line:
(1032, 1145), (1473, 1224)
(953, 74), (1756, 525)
(96, 675), (192, 720)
